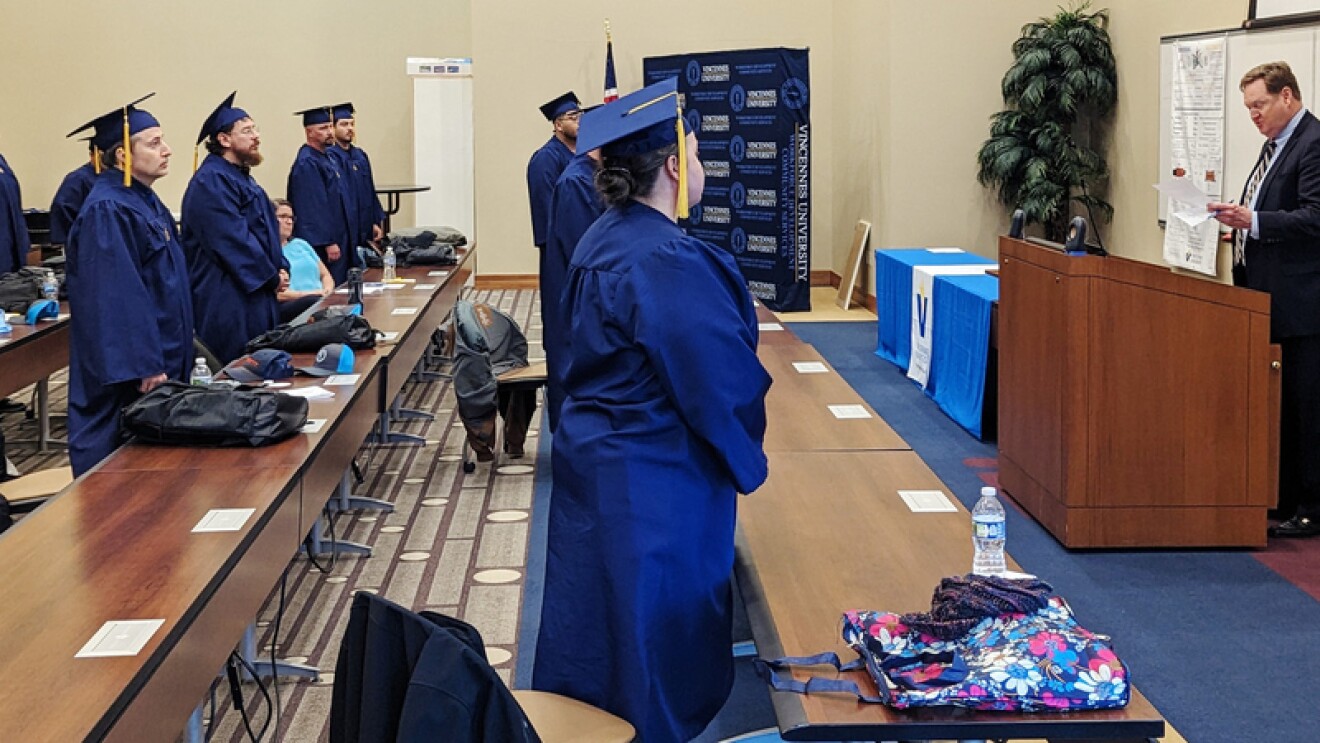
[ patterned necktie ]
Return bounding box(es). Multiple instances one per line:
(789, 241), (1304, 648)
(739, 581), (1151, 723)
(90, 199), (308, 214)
(1235, 139), (1278, 267)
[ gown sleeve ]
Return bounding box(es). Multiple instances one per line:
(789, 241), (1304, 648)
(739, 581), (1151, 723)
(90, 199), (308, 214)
(624, 238), (771, 494)
(71, 202), (166, 383)
(186, 168), (281, 294)
(288, 156), (337, 248)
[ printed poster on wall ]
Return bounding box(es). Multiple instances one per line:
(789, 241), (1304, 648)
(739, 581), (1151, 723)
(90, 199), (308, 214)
(643, 47), (811, 311)
(1163, 37), (1226, 276)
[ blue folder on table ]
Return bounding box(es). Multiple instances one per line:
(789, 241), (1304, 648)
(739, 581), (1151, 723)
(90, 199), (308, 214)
(874, 249), (995, 370)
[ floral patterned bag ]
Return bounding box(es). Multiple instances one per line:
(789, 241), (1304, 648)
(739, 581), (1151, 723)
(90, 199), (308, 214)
(841, 596), (1130, 711)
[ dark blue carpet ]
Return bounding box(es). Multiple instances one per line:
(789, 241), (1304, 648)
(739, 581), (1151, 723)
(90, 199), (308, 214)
(792, 320), (1320, 743)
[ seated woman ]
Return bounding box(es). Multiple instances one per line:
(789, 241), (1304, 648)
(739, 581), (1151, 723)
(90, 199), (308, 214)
(274, 198), (335, 322)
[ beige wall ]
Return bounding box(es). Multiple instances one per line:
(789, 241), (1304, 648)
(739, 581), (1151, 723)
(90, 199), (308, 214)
(0, 1), (1270, 290)
(471, 1), (836, 277)
(0, 0), (471, 230)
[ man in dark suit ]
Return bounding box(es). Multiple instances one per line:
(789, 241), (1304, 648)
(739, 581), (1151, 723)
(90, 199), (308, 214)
(1211, 61), (1320, 537)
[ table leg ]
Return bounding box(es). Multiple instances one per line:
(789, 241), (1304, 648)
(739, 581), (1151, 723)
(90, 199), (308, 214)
(238, 623), (319, 682)
(328, 468), (393, 514)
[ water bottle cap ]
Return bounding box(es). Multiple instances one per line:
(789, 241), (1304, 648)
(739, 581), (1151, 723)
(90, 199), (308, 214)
(981, 486), (996, 497)
(195, 357), (206, 364)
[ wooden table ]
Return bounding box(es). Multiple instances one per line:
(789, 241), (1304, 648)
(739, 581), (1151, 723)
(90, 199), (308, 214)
(737, 450), (1165, 741)
(0, 311), (69, 449)
(0, 249), (472, 740)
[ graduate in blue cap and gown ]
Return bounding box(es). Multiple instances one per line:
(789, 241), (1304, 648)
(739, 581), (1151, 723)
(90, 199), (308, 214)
(0, 147), (29, 275)
(65, 95), (195, 476)
(48, 139), (100, 247)
(527, 92), (580, 292)
(181, 92), (286, 363)
(542, 135), (604, 432)
(331, 103), (386, 248)
(287, 105), (355, 284)
(532, 78), (771, 743)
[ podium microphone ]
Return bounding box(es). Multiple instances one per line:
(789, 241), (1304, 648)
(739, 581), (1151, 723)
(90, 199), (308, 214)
(1065, 217), (1088, 256)
(1009, 209), (1026, 239)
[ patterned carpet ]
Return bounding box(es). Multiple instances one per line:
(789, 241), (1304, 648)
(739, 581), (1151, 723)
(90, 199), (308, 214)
(2, 288), (543, 742)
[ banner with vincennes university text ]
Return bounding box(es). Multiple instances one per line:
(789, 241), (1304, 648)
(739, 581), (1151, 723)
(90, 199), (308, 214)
(643, 47), (811, 311)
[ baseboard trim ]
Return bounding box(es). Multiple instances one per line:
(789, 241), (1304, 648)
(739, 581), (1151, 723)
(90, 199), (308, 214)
(475, 274), (539, 290)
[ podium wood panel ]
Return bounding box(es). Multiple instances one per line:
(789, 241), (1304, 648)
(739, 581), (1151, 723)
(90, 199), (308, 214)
(997, 237), (1277, 548)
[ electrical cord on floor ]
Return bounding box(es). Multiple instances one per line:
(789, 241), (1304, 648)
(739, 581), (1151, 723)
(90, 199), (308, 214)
(226, 650), (272, 742)
(304, 508), (340, 574)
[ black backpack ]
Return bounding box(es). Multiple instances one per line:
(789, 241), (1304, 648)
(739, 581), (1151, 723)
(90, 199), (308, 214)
(245, 314), (378, 353)
(121, 382), (309, 447)
(0, 269), (42, 313)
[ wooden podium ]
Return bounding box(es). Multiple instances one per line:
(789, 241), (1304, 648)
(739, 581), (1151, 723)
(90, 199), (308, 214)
(997, 237), (1280, 548)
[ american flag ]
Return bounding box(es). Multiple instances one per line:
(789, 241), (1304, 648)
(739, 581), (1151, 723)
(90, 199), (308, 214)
(604, 21), (618, 103)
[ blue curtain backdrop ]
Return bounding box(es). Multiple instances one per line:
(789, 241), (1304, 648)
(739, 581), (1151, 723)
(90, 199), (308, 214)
(644, 48), (811, 312)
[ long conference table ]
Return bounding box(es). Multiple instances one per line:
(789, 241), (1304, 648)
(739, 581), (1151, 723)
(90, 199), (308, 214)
(0, 249), (472, 741)
(0, 305), (69, 449)
(743, 305), (1166, 741)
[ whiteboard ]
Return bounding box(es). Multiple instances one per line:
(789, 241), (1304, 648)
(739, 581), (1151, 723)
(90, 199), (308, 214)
(1158, 26), (1317, 222)
(1255, 1), (1320, 21)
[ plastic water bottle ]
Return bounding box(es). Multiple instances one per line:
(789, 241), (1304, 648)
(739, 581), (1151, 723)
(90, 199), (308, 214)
(972, 486), (1007, 577)
(41, 269), (59, 301)
(0, 312), (10, 335)
(190, 357), (213, 387)
(382, 245), (397, 282)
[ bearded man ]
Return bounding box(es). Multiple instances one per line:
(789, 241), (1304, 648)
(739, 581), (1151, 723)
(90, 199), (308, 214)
(181, 91), (287, 363)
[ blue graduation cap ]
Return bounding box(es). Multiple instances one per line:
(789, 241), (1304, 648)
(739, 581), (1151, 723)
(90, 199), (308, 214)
(332, 102), (355, 121)
(577, 77), (691, 218)
(539, 91), (580, 121)
(295, 105), (334, 126)
(198, 91), (250, 145)
(66, 93), (160, 187)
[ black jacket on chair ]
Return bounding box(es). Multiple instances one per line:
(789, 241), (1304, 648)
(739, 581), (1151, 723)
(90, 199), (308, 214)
(330, 592), (541, 743)
(1237, 110), (1320, 339)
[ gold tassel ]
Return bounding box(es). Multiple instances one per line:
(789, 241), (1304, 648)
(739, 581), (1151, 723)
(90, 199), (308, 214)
(122, 108), (131, 187)
(675, 99), (688, 220)
(193, 144), (199, 173)
(93, 146), (102, 175)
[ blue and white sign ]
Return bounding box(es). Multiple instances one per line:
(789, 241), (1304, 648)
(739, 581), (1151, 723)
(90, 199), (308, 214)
(644, 48), (811, 311)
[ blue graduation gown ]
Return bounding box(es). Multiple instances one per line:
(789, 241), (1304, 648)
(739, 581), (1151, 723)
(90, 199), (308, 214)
(525, 135), (573, 249)
(287, 144), (354, 284)
(0, 152), (30, 275)
(341, 145), (386, 245)
(533, 200), (771, 743)
(181, 154), (286, 363)
(49, 162), (98, 246)
(66, 172), (195, 476)
(542, 154), (604, 432)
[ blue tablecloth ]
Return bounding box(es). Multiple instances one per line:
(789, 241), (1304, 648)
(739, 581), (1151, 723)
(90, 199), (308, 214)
(874, 248), (995, 369)
(927, 273), (998, 440)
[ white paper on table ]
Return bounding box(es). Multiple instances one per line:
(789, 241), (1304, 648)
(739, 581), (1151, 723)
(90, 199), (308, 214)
(898, 490), (958, 513)
(192, 508), (256, 533)
(302, 418), (327, 434)
(792, 361), (830, 374)
(75, 619), (165, 658)
(427, 270), (450, 277)
(413, 283), (438, 291)
(758, 322), (783, 332)
(282, 386), (335, 400)
(322, 374), (360, 387)
(383, 283), (405, 291)
(828, 404), (872, 419)
(391, 307), (419, 316)
(379, 331), (400, 342)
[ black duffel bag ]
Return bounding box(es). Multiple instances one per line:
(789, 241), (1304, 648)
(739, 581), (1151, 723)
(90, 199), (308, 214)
(121, 382), (308, 447)
(404, 243), (457, 266)
(245, 313), (378, 353)
(0, 268), (42, 313)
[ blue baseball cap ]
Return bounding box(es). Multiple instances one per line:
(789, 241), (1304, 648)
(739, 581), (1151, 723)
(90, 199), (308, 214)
(221, 349), (295, 383)
(22, 299), (59, 325)
(298, 343), (355, 377)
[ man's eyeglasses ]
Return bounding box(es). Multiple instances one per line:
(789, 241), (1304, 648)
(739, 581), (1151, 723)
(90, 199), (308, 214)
(557, 111), (582, 122)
